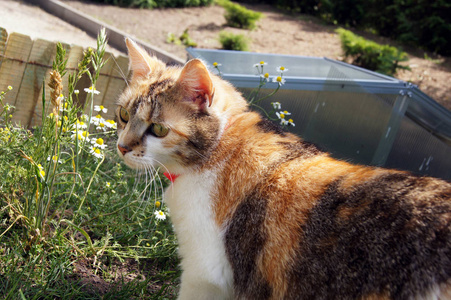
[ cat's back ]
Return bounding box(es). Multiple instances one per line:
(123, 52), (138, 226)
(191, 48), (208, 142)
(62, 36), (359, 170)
(212, 113), (451, 300)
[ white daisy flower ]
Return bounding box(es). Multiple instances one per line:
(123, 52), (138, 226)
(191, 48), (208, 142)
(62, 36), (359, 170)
(59, 101), (69, 112)
(213, 62), (222, 67)
(91, 114), (105, 126)
(47, 155), (62, 164)
(273, 76), (286, 86)
(288, 118), (296, 127)
(94, 105), (107, 113)
(277, 66), (288, 73)
(84, 86), (100, 95)
(276, 111), (291, 120)
(105, 120), (117, 129)
(280, 118), (289, 126)
(96, 122), (107, 131)
(280, 110), (291, 116)
(37, 164), (45, 179)
(260, 72), (270, 82)
(76, 119), (88, 130)
(154, 210), (166, 221)
(89, 146), (104, 159)
(71, 130), (90, 142)
(74, 89), (79, 95)
(271, 102), (282, 110)
(253, 61), (267, 68)
(91, 137), (107, 149)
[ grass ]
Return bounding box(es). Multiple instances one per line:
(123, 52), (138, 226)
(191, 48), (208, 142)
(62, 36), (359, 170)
(0, 29), (180, 299)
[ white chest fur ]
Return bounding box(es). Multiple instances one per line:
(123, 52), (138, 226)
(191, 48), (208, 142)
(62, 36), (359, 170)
(164, 171), (233, 300)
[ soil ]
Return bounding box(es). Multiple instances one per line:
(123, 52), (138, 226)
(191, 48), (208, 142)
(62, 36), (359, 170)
(64, 0), (451, 111)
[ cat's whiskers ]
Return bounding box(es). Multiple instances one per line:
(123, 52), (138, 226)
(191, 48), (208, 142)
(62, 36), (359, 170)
(111, 55), (130, 89)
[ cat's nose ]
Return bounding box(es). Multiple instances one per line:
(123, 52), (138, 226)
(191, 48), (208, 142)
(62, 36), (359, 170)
(117, 144), (131, 156)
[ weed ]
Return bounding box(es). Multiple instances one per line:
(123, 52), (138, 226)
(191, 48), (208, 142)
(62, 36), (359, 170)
(218, 31), (250, 51)
(0, 29), (179, 298)
(217, 0), (262, 30)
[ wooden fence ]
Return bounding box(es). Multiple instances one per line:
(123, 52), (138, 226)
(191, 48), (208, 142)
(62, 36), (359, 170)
(0, 27), (130, 127)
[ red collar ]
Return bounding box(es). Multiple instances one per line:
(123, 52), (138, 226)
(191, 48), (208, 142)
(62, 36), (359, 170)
(163, 172), (180, 183)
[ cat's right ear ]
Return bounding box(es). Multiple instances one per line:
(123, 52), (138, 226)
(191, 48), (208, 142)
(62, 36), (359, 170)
(125, 38), (152, 80)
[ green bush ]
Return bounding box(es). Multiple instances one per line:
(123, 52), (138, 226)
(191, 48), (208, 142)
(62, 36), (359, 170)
(240, 0), (451, 55)
(218, 31), (250, 51)
(90, 0), (214, 8)
(336, 28), (410, 76)
(217, 0), (263, 29)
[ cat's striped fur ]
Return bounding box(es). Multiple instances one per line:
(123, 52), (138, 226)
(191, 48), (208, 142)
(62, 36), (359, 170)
(116, 39), (451, 299)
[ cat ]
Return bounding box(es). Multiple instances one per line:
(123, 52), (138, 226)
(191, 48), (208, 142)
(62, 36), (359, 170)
(116, 38), (451, 300)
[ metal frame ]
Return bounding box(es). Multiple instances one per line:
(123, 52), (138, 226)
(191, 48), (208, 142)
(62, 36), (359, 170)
(186, 48), (451, 179)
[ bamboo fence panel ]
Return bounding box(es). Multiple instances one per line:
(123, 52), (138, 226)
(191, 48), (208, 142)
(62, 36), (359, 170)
(0, 27), (130, 128)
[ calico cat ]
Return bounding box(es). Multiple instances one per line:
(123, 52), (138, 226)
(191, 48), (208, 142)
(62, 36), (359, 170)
(116, 39), (451, 300)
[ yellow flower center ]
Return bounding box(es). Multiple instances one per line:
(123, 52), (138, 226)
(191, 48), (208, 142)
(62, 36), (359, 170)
(280, 66), (285, 71)
(94, 148), (101, 154)
(52, 155), (58, 162)
(289, 119), (293, 123)
(280, 113), (285, 119)
(264, 73), (269, 78)
(158, 211), (164, 216)
(7, 85), (13, 90)
(64, 116), (68, 121)
(276, 76), (282, 82)
(99, 123), (105, 127)
(100, 105), (104, 110)
(96, 138), (104, 145)
(260, 61), (265, 65)
(213, 62), (218, 67)
(155, 201), (161, 208)
(284, 110), (288, 114)
(96, 114), (102, 119)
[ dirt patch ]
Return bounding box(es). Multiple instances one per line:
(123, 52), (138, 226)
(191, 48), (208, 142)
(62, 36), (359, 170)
(64, 0), (451, 111)
(71, 257), (178, 297)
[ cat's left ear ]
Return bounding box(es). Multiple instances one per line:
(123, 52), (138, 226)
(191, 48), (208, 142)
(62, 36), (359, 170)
(125, 38), (152, 80)
(176, 59), (214, 111)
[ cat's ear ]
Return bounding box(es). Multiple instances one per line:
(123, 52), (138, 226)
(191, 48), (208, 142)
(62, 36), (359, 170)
(176, 59), (214, 111)
(125, 38), (152, 80)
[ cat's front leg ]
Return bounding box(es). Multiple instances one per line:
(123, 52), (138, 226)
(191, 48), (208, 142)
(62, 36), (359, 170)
(178, 272), (231, 300)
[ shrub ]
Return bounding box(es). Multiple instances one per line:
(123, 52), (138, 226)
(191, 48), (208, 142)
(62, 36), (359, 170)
(218, 0), (263, 30)
(218, 31), (250, 51)
(240, 0), (451, 55)
(336, 28), (410, 76)
(90, 0), (214, 8)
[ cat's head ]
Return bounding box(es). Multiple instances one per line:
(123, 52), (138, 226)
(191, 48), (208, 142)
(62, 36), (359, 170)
(116, 39), (245, 173)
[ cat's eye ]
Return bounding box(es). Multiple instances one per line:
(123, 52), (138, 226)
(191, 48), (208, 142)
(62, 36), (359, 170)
(149, 123), (169, 138)
(119, 107), (129, 123)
